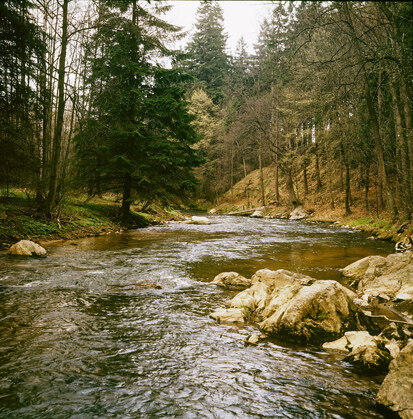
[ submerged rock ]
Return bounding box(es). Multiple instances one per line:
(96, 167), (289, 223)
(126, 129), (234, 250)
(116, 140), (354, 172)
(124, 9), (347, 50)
(188, 216), (210, 225)
(376, 340), (413, 418)
(210, 308), (246, 324)
(211, 272), (251, 290)
(8, 240), (47, 257)
(260, 280), (365, 344)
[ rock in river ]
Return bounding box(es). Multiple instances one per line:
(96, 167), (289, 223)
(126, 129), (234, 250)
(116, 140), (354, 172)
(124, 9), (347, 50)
(211, 272), (251, 290)
(376, 340), (413, 418)
(342, 251), (413, 302)
(210, 308), (246, 324)
(188, 216), (210, 225)
(260, 280), (364, 344)
(8, 240), (47, 257)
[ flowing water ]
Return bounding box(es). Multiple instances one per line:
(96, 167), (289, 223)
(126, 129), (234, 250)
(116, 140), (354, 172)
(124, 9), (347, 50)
(0, 216), (394, 418)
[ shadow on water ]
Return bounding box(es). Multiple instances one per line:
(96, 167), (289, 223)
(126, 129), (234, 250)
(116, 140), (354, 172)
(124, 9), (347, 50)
(0, 216), (394, 417)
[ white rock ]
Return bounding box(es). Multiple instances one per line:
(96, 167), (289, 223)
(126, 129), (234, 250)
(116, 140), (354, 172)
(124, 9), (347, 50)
(190, 216), (210, 225)
(250, 210), (265, 218)
(210, 308), (246, 324)
(251, 268), (313, 290)
(8, 240), (47, 256)
(322, 336), (350, 354)
(289, 206), (309, 220)
(345, 331), (377, 349)
(247, 334), (260, 344)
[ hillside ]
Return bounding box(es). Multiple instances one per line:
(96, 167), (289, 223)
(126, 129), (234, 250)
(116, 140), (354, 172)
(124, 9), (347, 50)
(213, 159), (412, 242)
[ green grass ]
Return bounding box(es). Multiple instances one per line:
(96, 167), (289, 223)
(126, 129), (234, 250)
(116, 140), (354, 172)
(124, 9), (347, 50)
(0, 193), (185, 249)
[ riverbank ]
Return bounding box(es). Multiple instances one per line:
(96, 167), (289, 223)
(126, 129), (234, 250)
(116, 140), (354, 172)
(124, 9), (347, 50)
(0, 193), (185, 250)
(210, 160), (413, 243)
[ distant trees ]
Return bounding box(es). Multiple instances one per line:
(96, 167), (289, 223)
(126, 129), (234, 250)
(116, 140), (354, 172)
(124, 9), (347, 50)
(185, 1), (412, 220)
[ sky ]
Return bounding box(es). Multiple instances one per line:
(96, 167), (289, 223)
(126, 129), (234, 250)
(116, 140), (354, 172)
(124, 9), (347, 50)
(164, 1), (274, 55)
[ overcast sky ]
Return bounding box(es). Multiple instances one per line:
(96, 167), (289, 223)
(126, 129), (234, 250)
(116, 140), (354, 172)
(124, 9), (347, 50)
(164, 1), (274, 55)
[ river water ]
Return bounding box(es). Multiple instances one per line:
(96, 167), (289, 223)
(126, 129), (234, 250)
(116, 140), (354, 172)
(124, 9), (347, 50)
(0, 216), (394, 418)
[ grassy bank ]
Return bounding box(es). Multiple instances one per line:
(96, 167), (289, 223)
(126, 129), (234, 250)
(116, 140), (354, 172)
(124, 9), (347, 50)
(0, 192), (185, 250)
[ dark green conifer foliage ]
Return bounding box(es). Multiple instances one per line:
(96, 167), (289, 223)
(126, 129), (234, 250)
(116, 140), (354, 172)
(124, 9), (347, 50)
(74, 2), (201, 218)
(185, 1), (230, 104)
(0, 0), (44, 196)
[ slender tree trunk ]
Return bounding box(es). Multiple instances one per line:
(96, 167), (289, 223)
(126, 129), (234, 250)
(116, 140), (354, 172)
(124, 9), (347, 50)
(284, 167), (298, 208)
(46, 0), (69, 216)
(242, 155), (249, 208)
(390, 83), (412, 216)
(343, 3), (397, 218)
(275, 109), (280, 201)
(122, 173), (132, 219)
(258, 147), (265, 206)
(364, 163), (370, 211)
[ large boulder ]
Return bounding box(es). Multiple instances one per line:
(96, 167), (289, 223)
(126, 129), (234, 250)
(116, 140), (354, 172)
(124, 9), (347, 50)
(341, 255), (386, 283)
(8, 240), (47, 257)
(342, 252), (413, 302)
(376, 340), (413, 418)
(260, 280), (365, 344)
(251, 269), (313, 290)
(357, 252), (413, 301)
(211, 272), (251, 290)
(210, 308), (246, 324)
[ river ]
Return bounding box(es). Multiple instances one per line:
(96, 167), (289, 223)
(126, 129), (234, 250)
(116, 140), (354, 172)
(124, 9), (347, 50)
(0, 216), (394, 418)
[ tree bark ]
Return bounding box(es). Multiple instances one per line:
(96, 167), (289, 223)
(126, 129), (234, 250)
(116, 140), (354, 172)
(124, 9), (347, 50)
(46, 0), (69, 217)
(258, 147), (266, 206)
(342, 3), (397, 218)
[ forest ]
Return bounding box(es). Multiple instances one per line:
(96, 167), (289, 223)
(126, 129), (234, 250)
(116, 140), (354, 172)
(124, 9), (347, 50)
(1, 0), (412, 232)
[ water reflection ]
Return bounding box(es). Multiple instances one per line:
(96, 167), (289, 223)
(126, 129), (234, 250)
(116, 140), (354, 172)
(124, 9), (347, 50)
(0, 216), (393, 417)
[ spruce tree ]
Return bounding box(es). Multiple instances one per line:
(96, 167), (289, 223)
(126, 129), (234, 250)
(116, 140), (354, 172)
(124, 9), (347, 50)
(185, 1), (230, 104)
(74, 1), (201, 218)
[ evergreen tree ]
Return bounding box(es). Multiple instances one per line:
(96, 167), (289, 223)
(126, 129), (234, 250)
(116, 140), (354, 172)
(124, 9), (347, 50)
(185, 1), (230, 104)
(74, 1), (201, 218)
(0, 0), (44, 196)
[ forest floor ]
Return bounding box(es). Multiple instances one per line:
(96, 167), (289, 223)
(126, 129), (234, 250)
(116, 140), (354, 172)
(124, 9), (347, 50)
(0, 191), (186, 250)
(212, 161), (413, 243)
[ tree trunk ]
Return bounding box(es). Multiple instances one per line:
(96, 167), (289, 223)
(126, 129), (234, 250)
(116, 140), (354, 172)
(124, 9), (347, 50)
(121, 173), (132, 219)
(343, 3), (397, 218)
(284, 167), (298, 208)
(258, 148), (266, 206)
(45, 0), (69, 217)
(242, 155), (250, 208)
